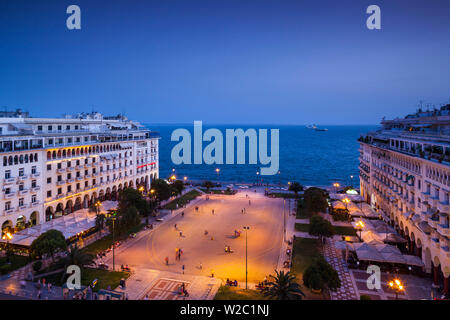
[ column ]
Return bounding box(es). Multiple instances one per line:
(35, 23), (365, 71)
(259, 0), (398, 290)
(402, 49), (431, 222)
(433, 264), (439, 287)
(444, 276), (448, 296)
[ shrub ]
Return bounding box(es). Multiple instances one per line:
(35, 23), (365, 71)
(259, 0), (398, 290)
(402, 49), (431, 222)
(303, 257), (341, 291)
(0, 264), (11, 275)
(360, 294), (372, 300)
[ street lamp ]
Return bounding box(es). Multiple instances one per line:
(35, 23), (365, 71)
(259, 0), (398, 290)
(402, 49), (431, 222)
(355, 220), (365, 240)
(2, 232), (12, 263)
(342, 197), (350, 210)
(283, 199), (286, 242)
(277, 170), (281, 191)
(388, 278), (405, 300)
(256, 171), (260, 186)
(138, 186), (145, 193)
(111, 216), (117, 271)
(333, 182), (340, 193)
(94, 200), (102, 215)
(215, 168), (220, 181)
(183, 176), (187, 182)
(350, 175), (354, 187)
(243, 226), (250, 290)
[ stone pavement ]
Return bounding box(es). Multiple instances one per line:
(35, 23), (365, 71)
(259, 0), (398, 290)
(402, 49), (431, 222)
(115, 268), (221, 300)
(323, 238), (358, 300)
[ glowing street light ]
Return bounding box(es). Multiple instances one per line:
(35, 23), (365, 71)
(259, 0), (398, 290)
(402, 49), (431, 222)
(243, 226), (250, 290)
(388, 278), (405, 300)
(215, 168), (220, 181)
(94, 200), (102, 214)
(355, 220), (365, 239)
(333, 182), (340, 193)
(342, 197), (350, 210)
(183, 176), (187, 182)
(2, 232), (13, 263)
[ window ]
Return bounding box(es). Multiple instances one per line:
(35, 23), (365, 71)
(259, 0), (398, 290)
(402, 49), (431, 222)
(47, 177), (52, 184)
(76, 183), (80, 190)
(47, 190), (52, 198)
(19, 168), (24, 176)
(5, 188), (10, 194)
(57, 175), (62, 182)
(32, 195), (37, 203)
(32, 180), (37, 188)
(67, 161), (71, 167)
(37, 125), (42, 131)
(19, 198), (24, 207)
(85, 181), (89, 187)
(67, 173), (71, 180)
(5, 201), (11, 210)
(48, 125), (52, 131)
(57, 163), (62, 169)
(58, 125), (62, 131)
(47, 164), (52, 171)
(66, 125), (70, 130)
(58, 188), (62, 195)
(67, 185), (72, 193)
(19, 183), (24, 191)
(31, 166), (37, 174)
(75, 125), (79, 130)
(5, 170), (11, 179)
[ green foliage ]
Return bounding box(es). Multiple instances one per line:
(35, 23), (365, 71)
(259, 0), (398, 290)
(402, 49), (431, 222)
(303, 257), (341, 291)
(308, 215), (334, 240)
(172, 180), (185, 196)
(64, 245), (95, 267)
(263, 270), (305, 300)
(109, 206), (141, 237)
(288, 182), (303, 195)
(360, 294), (372, 300)
(118, 188), (149, 216)
(304, 187), (329, 214)
(203, 181), (214, 192)
(95, 214), (106, 231)
(151, 179), (172, 202)
(30, 229), (67, 261)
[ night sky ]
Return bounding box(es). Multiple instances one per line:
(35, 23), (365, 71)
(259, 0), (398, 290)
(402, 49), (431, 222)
(0, 0), (449, 124)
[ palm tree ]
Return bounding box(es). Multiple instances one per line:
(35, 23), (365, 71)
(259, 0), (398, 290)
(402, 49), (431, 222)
(64, 245), (95, 267)
(60, 245), (95, 282)
(288, 182), (303, 197)
(263, 270), (305, 300)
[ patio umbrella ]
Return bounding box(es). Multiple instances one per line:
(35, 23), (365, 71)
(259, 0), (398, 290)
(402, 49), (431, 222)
(383, 233), (407, 244)
(403, 255), (425, 267)
(353, 243), (386, 263)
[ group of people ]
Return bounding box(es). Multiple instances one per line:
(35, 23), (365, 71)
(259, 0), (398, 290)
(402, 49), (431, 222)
(178, 282), (189, 297)
(120, 264), (131, 272)
(175, 248), (183, 261)
(226, 279), (238, 287)
(224, 245), (233, 253)
(256, 278), (269, 289)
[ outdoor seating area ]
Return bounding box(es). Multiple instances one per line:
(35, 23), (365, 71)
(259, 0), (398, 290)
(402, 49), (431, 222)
(0, 201), (118, 247)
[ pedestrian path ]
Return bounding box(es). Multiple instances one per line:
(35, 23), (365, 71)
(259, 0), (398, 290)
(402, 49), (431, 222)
(323, 238), (358, 300)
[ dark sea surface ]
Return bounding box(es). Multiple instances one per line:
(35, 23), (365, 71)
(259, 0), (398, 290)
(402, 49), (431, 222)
(144, 124), (378, 187)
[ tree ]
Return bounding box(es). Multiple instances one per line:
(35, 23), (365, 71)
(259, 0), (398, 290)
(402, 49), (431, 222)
(308, 215), (334, 246)
(304, 187), (329, 214)
(64, 245), (94, 267)
(288, 182), (303, 197)
(118, 188), (149, 216)
(203, 181), (214, 192)
(172, 180), (185, 196)
(109, 206), (141, 237)
(151, 179), (172, 203)
(303, 257), (341, 292)
(95, 214), (106, 234)
(263, 270), (305, 300)
(30, 229), (67, 261)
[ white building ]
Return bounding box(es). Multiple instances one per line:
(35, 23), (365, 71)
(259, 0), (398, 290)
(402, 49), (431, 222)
(359, 104), (450, 295)
(0, 111), (159, 235)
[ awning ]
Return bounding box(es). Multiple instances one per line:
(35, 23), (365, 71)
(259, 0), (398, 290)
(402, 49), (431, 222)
(418, 221), (432, 234)
(403, 255), (425, 267)
(119, 143), (133, 149)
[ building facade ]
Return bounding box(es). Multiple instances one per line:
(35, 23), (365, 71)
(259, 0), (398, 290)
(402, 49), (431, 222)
(359, 105), (450, 294)
(0, 111), (159, 234)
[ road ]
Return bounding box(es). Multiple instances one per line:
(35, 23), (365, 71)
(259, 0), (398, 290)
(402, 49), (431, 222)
(112, 190), (285, 283)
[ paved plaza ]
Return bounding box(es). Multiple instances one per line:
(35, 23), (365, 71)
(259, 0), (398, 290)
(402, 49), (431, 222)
(105, 189), (286, 299)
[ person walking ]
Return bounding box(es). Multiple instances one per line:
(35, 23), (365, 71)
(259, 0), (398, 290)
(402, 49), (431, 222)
(199, 262), (202, 270)
(182, 265), (185, 274)
(212, 209), (214, 215)
(165, 256), (169, 265)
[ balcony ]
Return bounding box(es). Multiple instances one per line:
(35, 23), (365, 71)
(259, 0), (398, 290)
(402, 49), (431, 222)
(4, 193), (15, 199)
(437, 223), (450, 237)
(438, 201), (449, 212)
(18, 175), (28, 181)
(3, 177), (15, 184)
(57, 168), (66, 174)
(18, 205), (27, 211)
(30, 201), (40, 207)
(440, 245), (450, 260)
(66, 167), (74, 172)
(5, 208), (14, 214)
(19, 189), (28, 195)
(31, 186), (40, 192)
(76, 165), (84, 170)
(31, 172), (40, 178)
(56, 180), (66, 185)
(85, 163), (92, 168)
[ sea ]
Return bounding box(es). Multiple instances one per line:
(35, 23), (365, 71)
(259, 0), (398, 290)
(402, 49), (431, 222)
(144, 124), (379, 188)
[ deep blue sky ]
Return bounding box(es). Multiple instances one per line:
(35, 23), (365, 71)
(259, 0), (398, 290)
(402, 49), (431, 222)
(0, 0), (449, 125)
